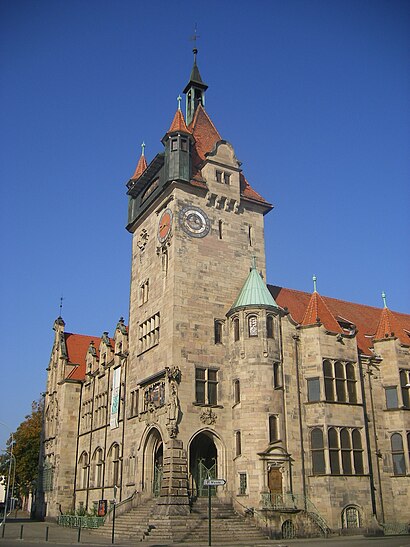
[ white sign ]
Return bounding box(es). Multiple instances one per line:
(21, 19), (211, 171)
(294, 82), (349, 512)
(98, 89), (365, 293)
(203, 478), (226, 486)
(110, 367), (121, 429)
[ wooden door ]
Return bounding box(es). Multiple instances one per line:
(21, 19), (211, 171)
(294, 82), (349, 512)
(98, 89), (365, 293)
(268, 467), (282, 494)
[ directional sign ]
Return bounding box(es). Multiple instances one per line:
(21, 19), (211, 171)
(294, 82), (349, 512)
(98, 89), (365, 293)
(203, 478), (226, 486)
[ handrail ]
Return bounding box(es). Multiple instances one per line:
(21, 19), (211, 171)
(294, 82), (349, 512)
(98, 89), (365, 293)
(104, 490), (139, 523)
(260, 493), (330, 535)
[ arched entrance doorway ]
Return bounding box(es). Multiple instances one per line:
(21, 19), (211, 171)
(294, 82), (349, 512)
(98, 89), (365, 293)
(143, 428), (163, 497)
(189, 431), (217, 498)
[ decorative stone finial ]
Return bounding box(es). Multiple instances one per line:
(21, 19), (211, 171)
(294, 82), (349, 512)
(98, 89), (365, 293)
(313, 275), (317, 293)
(382, 291), (387, 308)
(251, 255), (257, 270)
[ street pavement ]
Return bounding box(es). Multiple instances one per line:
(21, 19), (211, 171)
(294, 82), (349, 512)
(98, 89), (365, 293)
(0, 513), (409, 547)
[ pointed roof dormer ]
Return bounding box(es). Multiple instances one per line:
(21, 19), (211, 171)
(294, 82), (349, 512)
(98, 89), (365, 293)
(300, 276), (343, 333)
(374, 292), (409, 345)
(183, 48), (208, 125)
(131, 142), (148, 180)
(229, 258), (278, 312)
(166, 97), (191, 135)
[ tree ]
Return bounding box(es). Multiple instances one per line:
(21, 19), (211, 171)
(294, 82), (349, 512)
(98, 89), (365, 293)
(1, 400), (43, 499)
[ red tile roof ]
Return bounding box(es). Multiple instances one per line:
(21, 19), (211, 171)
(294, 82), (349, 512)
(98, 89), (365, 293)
(167, 109), (190, 134)
(301, 291), (343, 333)
(374, 307), (409, 345)
(188, 105), (270, 206)
(64, 333), (96, 381)
(269, 285), (410, 355)
(131, 153), (148, 180)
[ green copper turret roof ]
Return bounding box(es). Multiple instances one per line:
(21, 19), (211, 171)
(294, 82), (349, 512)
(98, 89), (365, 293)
(183, 48), (208, 93)
(230, 258), (279, 311)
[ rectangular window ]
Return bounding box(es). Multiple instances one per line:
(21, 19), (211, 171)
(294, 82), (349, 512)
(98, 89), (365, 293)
(181, 138), (188, 151)
(130, 389), (139, 417)
(307, 378), (320, 402)
(216, 170), (222, 182)
(239, 473), (247, 495)
(171, 139), (178, 151)
(235, 431), (242, 457)
(234, 379), (240, 404)
(385, 387), (398, 409)
(273, 362), (281, 388)
(400, 370), (410, 408)
(195, 368), (218, 405)
(223, 172), (231, 184)
(138, 312), (160, 354)
(269, 415), (279, 443)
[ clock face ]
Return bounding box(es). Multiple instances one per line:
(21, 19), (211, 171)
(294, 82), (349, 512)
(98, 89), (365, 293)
(179, 205), (210, 238)
(158, 209), (173, 243)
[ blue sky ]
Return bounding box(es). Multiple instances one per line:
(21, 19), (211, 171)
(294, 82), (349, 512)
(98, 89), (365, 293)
(0, 0), (409, 449)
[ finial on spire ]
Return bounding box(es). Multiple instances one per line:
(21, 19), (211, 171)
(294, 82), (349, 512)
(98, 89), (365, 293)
(313, 275), (317, 293)
(59, 295), (64, 316)
(382, 291), (387, 308)
(177, 95), (182, 111)
(141, 141), (145, 156)
(251, 255), (257, 270)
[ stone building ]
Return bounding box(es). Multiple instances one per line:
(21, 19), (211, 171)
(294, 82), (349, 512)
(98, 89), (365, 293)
(39, 51), (410, 537)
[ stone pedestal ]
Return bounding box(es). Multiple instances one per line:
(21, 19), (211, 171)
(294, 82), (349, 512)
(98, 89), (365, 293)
(156, 438), (190, 515)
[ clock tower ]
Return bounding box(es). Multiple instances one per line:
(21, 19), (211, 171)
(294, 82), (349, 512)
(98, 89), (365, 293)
(125, 50), (272, 513)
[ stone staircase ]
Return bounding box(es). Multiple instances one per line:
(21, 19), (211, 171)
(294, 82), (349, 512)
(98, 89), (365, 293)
(91, 499), (156, 542)
(92, 497), (269, 543)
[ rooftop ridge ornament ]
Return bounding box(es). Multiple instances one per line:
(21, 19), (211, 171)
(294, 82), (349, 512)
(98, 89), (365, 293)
(382, 291), (387, 308)
(313, 275), (317, 293)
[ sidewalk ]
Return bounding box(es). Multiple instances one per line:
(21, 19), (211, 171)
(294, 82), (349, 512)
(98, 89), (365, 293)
(0, 515), (409, 547)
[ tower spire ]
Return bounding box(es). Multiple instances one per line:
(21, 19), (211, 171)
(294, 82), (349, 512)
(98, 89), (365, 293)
(183, 47), (208, 125)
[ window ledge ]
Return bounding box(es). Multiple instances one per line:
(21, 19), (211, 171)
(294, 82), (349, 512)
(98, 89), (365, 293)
(192, 402), (223, 409)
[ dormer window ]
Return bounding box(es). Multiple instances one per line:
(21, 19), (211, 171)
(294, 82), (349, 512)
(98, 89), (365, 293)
(224, 172), (230, 184)
(171, 139), (178, 151)
(215, 169), (231, 184)
(181, 138), (188, 152)
(216, 170), (222, 183)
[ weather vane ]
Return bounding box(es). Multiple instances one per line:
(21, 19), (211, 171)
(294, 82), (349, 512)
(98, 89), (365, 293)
(190, 23), (200, 46)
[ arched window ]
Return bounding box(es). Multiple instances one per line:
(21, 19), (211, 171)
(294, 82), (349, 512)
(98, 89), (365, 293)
(214, 320), (223, 344)
(311, 428), (325, 475)
(391, 433), (406, 475)
(108, 443), (120, 486)
(342, 506), (361, 528)
(352, 429), (364, 474)
(340, 428), (352, 474)
(234, 379), (240, 404)
(248, 315), (258, 337)
(233, 317), (240, 342)
(346, 363), (357, 403)
(335, 361), (346, 402)
(79, 451), (88, 489)
(267, 315), (274, 339)
(92, 448), (104, 488)
(328, 428), (340, 474)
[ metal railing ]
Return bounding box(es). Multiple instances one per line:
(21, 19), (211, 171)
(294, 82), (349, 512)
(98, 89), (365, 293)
(57, 515), (105, 528)
(261, 493), (330, 535)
